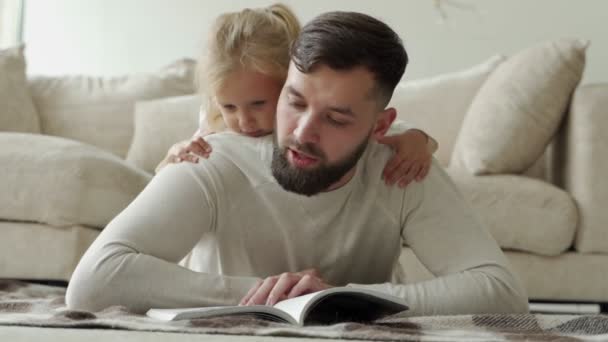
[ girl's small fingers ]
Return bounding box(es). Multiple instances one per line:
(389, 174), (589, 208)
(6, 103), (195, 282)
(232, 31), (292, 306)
(412, 164), (424, 182)
(185, 141), (206, 157)
(383, 156), (402, 180)
(177, 153), (199, 163)
(398, 165), (420, 188)
(418, 163), (430, 181)
(385, 159), (406, 185)
(424, 162), (432, 176)
(196, 137), (212, 152)
(390, 160), (413, 184)
(167, 154), (179, 164)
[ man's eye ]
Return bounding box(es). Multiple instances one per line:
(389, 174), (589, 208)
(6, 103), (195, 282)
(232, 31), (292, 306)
(289, 102), (305, 109)
(222, 104), (236, 111)
(327, 115), (348, 126)
(252, 100), (266, 106)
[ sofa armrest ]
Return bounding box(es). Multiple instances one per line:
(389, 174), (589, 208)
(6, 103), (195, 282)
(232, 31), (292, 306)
(563, 84), (608, 253)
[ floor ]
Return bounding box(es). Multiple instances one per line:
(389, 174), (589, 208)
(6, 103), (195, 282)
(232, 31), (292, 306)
(0, 326), (361, 342)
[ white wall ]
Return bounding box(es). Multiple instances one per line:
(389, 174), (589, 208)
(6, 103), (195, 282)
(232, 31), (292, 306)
(0, 0), (23, 48)
(23, 0), (608, 84)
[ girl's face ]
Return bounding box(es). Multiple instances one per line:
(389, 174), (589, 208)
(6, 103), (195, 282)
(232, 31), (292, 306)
(214, 69), (284, 137)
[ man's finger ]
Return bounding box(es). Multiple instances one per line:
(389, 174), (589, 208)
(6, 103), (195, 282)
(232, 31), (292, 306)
(246, 277), (278, 306)
(287, 275), (316, 299)
(239, 279), (263, 306)
(297, 268), (319, 277)
(266, 273), (299, 306)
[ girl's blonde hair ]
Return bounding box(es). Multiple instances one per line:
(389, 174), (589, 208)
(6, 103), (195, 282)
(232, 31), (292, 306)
(197, 3), (301, 131)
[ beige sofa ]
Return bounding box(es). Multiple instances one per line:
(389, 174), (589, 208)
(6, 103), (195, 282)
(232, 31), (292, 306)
(1, 40), (607, 305)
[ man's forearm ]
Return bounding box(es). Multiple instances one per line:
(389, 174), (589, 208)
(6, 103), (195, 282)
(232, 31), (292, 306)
(66, 238), (259, 313)
(66, 163), (259, 313)
(347, 263), (528, 316)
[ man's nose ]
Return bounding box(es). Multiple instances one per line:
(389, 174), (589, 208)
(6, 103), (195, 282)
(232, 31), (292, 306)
(293, 112), (320, 145)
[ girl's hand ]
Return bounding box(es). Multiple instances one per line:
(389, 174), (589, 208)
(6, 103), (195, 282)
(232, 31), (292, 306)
(154, 132), (214, 174)
(376, 129), (435, 188)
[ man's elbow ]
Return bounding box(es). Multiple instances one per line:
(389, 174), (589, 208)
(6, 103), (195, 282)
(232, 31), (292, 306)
(507, 290), (530, 314)
(65, 249), (121, 312)
(492, 269), (530, 314)
(66, 272), (105, 312)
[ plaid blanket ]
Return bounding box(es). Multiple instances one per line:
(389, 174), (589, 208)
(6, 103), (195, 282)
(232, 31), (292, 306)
(1, 280), (607, 341)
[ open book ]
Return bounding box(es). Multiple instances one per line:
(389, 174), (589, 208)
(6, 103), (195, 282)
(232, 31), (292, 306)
(146, 287), (408, 326)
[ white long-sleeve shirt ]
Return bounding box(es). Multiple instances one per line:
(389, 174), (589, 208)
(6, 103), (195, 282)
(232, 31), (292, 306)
(66, 132), (528, 315)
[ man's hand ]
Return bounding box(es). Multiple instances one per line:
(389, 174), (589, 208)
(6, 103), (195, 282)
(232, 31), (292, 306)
(239, 269), (333, 306)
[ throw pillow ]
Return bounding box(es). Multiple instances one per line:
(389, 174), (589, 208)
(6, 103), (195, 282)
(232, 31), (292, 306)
(388, 55), (505, 166)
(0, 45), (40, 133)
(450, 39), (588, 174)
(28, 58), (197, 158)
(126, 95), (201, 173)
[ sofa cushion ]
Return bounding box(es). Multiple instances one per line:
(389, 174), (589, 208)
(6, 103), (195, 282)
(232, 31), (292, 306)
(126, 95), (201, 173)
(0, 46), (40, 133)
(451, 39), (587, 175)
(0, 222), (99, 281)
(0, 133), (152, 228)
(388, 55), (504, 166)
(28, 59), (197, 158)
(447, 169), (578, 256)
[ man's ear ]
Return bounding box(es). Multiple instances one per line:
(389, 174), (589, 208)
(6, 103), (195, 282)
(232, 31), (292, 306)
(372, 107), (397, 140)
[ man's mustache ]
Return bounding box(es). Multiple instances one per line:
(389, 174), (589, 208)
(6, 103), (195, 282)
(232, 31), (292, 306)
(285, 136), (326, 160)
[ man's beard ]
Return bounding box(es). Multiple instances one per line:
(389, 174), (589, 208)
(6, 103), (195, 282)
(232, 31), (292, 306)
(271, 132), (370, 196)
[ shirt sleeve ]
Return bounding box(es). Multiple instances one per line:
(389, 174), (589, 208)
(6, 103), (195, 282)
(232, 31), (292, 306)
(66, 162), (260, 313)
(347, 160), (529, 316)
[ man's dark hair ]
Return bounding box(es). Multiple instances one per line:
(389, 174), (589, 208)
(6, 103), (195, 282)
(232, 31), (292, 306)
(291, 11), (408, 108)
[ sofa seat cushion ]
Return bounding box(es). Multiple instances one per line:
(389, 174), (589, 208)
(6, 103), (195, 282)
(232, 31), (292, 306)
(0, 133), (152, 228)
(447, 169), (578, 256)
(0, 46), (41, 133)
(0, 221), (99, 281)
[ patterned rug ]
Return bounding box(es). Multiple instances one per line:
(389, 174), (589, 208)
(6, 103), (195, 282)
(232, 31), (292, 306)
(1, 280), (607, 341)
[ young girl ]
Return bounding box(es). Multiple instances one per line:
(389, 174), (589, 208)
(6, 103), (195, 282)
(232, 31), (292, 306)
(156, 3), (438, 188)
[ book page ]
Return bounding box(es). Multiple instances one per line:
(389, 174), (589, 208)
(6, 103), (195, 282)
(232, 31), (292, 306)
(272, 291), (320, 325)
(272, 287), (409, 325)
(146, 305), (296, 324)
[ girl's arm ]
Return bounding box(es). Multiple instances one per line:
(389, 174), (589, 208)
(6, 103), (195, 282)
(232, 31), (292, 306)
(376, 120), (439, 188)
(154, 107), (215, 174)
